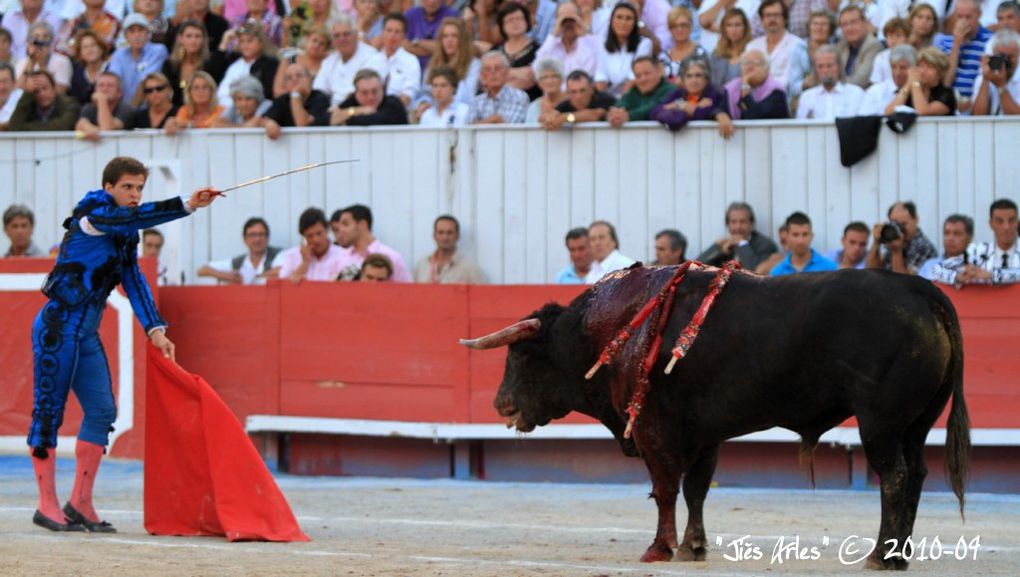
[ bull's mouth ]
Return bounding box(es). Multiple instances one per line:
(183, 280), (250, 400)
(504, 410), (537, 432)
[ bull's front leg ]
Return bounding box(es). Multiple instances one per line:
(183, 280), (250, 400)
(676, 445), (719, 562)
(641, 457), (680, 562)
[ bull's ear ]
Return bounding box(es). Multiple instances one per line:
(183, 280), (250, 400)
(459, 318), (541, 349)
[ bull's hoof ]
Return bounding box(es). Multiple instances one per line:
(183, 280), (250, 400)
(675, 544), (707, 562)
(865, 552), (910, 571)
(640, 541), (675, 563)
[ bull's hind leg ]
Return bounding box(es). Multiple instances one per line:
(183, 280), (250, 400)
(641, 458), (680, 562)
(860, 436), (911, 571)
(676, 445), (719, 562)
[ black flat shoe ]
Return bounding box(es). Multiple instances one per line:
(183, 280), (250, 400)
(62, 503), (117, 533)
(33, 510), (85, 532)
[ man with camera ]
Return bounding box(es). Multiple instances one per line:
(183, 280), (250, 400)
(972, 29), (1020, 115)
(866, 201), (937, 275)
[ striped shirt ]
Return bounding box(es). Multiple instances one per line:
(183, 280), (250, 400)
(935, 27), (994, 99)
(469, 85), (530, 124)
(924, 242), (1020, 285)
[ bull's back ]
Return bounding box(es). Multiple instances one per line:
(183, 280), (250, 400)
(647, 268), (955, 440)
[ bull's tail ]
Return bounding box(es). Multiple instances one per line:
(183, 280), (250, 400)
(935, 294), (970, 521)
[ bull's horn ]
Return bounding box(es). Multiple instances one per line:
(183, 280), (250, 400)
(459, 318), (541, 349)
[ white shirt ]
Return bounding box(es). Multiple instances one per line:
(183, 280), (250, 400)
(858, 79), (899, 116)
(869, 49), (891, 85)
(796, 82), (865, 120)
(206, 251), (285, 285)
(746, 32), (809, 97)
(217, 58), (254, 104)
(0, 88), (24, 123)
(382, 46), (421, 101)
(419, 102), (470, 127)
(974, 67), (1020, 115)
(58, 0), (128, 19)
(584, 249), (636, 284)
(595, 36), (652, 96)
(313, 42), (388, 106)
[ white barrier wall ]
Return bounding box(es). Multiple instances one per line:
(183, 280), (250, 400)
(2, 117), (1018, 284)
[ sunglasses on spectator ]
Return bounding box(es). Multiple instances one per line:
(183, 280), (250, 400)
(143, 84), (169, 94)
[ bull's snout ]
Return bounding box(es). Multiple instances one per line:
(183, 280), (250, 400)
(493, 392), (516, 417)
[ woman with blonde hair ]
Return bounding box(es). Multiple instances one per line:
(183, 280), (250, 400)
(131, 71), (179, 128)
(163, 20), (226, 107)
(708, 8), (750, 87)
(660, 6), (707, 82)
(418, 17), (481, 111)
(272, 26), (330, 97)
(165, 70), (225, 133)
(884, 46), (955, 116)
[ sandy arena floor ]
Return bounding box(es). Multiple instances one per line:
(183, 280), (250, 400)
(0, 455), (1017, 577)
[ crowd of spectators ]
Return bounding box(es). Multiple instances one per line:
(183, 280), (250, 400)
(3, 0), (1020, 135)
(4, 196), (1019, 287)
(553, 198), (1020, 284)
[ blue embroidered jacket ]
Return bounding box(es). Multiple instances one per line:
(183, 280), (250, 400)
(43, 190), (192, 333)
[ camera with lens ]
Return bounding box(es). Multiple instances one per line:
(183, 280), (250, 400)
(30, 38), (50, 48)
(879, 222), (903, 244)
(989, 53), (1010, 72)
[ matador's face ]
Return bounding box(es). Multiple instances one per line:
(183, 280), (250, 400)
(106, 174), (147, 208)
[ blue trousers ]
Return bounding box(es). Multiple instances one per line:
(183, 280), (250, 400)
(27, 300), (117, 450)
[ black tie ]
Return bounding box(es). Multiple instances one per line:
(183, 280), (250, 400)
(1004, 253), (1010, 268)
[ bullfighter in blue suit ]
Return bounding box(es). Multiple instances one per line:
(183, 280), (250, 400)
(29, 156), (218, 532)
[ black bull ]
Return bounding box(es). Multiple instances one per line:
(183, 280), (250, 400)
(461, 266), (970, 570)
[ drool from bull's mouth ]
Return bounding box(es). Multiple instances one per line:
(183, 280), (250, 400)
(460, 264), (970, 570)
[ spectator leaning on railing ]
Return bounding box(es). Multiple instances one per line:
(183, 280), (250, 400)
(697, 201), (780, 271)
(75, 71), (135, 141)
(214, 73), (281, 138)
(539, 68), (614, 130)
(920, 214), (975, 283)
(607, 55), (672, 127)
(725, 49), (791, 119)
(329, 67), (408, 125)
(470, 50), (530, 124)
(859, 44), (916, 116)
(197, 217), (283, 284)
(650, 55), (733, 137)
(954, 199), (1020, 285)
(265, 61), (331, 126)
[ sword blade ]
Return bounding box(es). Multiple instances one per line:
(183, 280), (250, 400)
(218, 159), (359, 193)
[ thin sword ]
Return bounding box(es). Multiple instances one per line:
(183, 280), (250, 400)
(216, 159), (360, 194)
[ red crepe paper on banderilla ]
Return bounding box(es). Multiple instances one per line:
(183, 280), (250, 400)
(144, 345), (309, 542)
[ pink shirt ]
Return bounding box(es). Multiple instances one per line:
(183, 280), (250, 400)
(338, 238), (412, 283)
(277, 244), (347, 281)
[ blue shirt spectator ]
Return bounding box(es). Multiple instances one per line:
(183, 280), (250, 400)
(107, 14), (169, 106)
(934, 0), (993, 100)
(771, 248), (838, 275)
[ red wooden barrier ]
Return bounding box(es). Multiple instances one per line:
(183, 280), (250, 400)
(2, 274), (1019, 463)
